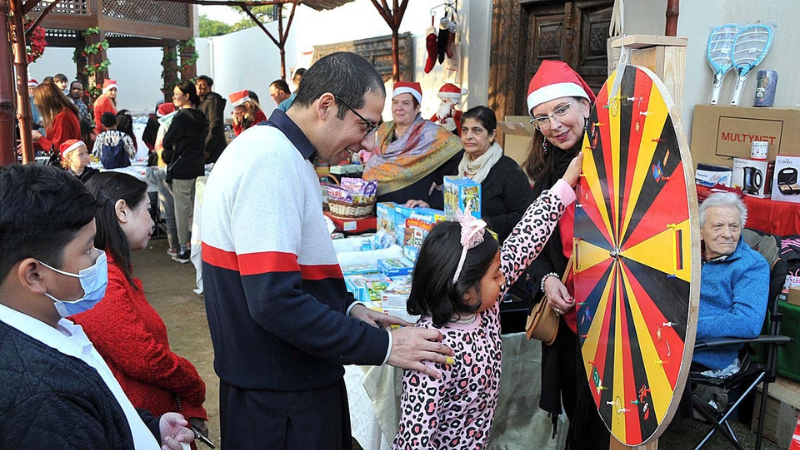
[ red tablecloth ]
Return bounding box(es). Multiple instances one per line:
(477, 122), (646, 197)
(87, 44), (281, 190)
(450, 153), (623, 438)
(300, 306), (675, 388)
(743, 197), (800, 237)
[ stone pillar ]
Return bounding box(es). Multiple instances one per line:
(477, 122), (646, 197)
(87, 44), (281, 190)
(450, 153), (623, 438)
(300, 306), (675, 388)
(179, 40), (196, 81)
(162, 40), (178, 103)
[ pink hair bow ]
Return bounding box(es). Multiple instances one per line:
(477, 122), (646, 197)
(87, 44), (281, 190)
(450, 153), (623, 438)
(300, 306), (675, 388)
(452, 200), (487, 284)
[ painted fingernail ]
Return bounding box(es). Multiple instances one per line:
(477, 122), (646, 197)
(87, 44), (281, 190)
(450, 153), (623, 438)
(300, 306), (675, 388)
(445, 356), (455, 365)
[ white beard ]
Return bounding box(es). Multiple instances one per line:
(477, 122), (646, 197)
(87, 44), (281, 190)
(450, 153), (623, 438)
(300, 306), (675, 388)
(436, 101), (454, 121)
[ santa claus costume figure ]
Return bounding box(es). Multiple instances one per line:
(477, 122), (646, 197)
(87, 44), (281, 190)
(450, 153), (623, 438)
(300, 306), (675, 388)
(430, 83), (467, 136)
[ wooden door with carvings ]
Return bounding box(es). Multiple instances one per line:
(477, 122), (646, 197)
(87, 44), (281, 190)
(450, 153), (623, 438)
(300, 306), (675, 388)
(490, 0), (613, 120)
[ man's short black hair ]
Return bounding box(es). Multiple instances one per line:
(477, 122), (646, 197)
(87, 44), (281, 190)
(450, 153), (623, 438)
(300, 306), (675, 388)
(197, 75), (213, 87)
(0, 165), (99, 281)
(101, 112), (117, 128)
(293, 52), (385, 120)
(270, 79), (290, 94)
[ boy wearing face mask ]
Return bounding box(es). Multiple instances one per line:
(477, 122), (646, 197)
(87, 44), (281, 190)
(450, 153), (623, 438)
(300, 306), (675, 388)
(0, 164), (195, 450)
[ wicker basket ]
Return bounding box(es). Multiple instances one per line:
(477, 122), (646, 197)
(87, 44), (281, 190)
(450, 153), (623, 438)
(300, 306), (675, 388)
(328, 198), (376, 220)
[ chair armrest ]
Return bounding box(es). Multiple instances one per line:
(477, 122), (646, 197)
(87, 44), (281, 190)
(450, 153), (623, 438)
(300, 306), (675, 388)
(694, 334), (794, 349)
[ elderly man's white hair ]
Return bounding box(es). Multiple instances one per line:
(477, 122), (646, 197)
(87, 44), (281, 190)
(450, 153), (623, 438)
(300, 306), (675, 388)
(698, 192), (748, 229)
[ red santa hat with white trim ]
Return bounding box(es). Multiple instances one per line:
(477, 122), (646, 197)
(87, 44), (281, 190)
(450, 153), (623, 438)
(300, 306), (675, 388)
(102, 79), (118, 93)
(392, 81), (422, 104)
(229, 90), (250, 107)
(526, 60), (595, 117)
(28, 79), (39, 88)
(437, 83), (468, 101)
(59, 139), (86, 159)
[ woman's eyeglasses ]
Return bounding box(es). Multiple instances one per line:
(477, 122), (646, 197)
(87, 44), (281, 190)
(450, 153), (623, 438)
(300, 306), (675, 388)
(530, 101), (574, 130)
(334, 95), (381, 139)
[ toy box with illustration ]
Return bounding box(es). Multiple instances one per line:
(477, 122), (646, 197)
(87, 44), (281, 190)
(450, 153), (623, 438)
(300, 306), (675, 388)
(772, 156), (800, 203)
(381, 276), (413, 310)
(344, 273), (391, 303)
(393, 204), (415, 245)
(731, 158), (774, 198)
(341, 262), (379, 276)
(403, 218), (436, 262)
(378, 257), (414, 278)
(376, 202), (397, 235)
(443, 176), (481, 220)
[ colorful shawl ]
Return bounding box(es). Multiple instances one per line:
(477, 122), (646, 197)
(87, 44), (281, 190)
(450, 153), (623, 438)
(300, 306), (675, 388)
(364, 115), (462, 195)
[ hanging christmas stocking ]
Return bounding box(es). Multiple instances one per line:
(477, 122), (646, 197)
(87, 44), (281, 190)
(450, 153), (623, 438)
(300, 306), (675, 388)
(424, 26), (438, 74)
(446, 15), (457, 59)
(437, 15), (450, 64)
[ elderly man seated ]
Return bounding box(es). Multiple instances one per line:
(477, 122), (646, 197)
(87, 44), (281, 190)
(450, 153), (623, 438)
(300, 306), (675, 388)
(694, 192), (770, 372)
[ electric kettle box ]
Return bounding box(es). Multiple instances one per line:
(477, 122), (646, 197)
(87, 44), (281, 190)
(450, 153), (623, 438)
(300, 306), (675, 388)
(691, 106), (800, 169)
(772, 156), (800, 203)
(731, 158), (774, 199)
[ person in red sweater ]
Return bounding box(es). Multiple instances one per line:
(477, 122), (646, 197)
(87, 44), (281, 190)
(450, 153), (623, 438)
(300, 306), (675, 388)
(73, 171), (210, 445)
(229, 89), (266, 136)
(94, 79), (119, 135)
(32, 81), (81, 154)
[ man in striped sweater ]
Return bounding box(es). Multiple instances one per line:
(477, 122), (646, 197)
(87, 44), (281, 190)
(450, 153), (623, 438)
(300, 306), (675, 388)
(202, 52), (454, 450)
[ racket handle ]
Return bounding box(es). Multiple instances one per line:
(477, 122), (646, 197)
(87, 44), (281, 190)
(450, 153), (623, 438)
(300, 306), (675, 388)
(710, 73), (724, 105)
(731, 75), (748, 106)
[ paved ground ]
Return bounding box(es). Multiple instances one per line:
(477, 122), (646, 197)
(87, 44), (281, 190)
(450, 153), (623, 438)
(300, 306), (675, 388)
(135, 237), (781, 450)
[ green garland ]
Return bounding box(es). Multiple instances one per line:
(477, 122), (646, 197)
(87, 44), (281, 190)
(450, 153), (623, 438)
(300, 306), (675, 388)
(72, 27), (111, 102)
(162, 39), (199, 94)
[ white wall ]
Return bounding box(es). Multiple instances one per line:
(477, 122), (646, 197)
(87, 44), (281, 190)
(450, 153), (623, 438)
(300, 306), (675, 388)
(29, 46), (164, 115)
(624, 0), (800, 142)
(196, 22), (297, 118)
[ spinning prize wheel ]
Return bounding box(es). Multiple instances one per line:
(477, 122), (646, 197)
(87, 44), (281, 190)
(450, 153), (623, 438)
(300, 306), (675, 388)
(574, 65), (701, 446)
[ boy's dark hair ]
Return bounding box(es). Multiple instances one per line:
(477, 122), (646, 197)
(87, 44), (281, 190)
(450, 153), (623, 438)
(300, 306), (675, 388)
(54, 73), (68, 83)
(462, 106), (497, 134)
(84, 172), (148, 290)
(407, 221), (499, 327)
(0, 165), (99, 281)
(175, 80), (201, 107)
(293, 52), (386, 120)
(197, 75), (213, 87)
(270, 79), (290, 94)
(292, 68), (306, 85)
(101, 112), (117, 128)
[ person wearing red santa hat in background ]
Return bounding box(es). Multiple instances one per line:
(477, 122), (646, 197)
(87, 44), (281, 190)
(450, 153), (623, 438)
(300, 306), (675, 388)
(430, 83), (467, 136)
(31, 80), (81, 155)
(363, 81), (462, 209)
(59, 139), (98, 182)
(523, 60), (608, 449)
(229, 90), (266, 136)
(94, 79), (118, 135)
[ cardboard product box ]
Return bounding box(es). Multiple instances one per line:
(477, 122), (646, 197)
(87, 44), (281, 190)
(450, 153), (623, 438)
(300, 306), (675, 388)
(376, 202), (398, 234)
(403, 218), (436, 262)
(341, 262), (379, 276)
(443, 176), (482, 221)
(383, 306), (419, 326)
(752, 377), (800, 449)
(691, 105), (800, 169)
(394, 204), (415, 246)
(772, 156), (800, 203)
(409, 207), (445, 225)
(696, 163), (733, 187)
(731, 158), (774, 198)
(497, 115), (536, 168)
(344, 273), (391, 303)
(377, 257), (414, 278)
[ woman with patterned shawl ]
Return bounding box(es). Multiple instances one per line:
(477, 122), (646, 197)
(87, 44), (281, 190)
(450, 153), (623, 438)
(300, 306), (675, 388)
(364, 82), (463, 209)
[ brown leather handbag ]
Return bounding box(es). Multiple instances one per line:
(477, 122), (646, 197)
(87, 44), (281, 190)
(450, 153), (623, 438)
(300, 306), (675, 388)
(526, 256), (573, 345)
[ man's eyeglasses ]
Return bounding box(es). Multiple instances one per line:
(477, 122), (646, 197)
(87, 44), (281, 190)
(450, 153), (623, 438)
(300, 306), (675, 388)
(334, 95), (381, 139)
(530, 101), (574, 130)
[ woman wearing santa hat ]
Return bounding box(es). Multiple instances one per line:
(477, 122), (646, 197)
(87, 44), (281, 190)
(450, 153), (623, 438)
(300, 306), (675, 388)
(229, 90), (266, 136)
(524, 60), (609, 449)
(364, 81), (463, 208)
(93, 79), (118, 135)
(31, 80), (81, 155)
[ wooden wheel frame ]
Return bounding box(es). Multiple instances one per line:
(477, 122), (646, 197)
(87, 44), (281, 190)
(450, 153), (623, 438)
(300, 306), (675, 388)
(574, 64), (701, 446)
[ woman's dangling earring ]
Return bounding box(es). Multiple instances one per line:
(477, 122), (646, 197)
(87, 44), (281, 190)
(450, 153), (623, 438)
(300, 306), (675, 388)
(583, 117), (589, 135)
(542, 138), (549, 155)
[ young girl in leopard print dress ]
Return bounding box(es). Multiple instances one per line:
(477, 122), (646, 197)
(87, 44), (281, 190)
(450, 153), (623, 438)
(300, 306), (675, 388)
(393, 153), (583, 450)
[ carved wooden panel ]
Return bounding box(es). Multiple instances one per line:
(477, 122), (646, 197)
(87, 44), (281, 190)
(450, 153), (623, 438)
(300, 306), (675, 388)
(575, 2), (613, 91)
(312, 32), (413, 83)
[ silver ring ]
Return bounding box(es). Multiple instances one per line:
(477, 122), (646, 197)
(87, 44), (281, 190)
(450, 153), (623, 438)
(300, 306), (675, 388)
(552, 307), (562, 316)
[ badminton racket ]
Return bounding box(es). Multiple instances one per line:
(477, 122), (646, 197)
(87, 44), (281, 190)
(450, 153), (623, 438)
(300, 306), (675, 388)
(706, 24), (738, 105)
(730, 24), (774, 106)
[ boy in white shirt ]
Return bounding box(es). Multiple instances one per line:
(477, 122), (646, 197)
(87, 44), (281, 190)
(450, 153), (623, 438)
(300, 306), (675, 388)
(0, 164), (194, 450)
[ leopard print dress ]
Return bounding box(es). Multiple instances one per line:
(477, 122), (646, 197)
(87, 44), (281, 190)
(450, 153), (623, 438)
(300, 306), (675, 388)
(393, 182), (572, 450)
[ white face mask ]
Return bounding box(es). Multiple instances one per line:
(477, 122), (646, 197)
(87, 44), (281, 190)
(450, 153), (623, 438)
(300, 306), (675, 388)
(39, 251), (109, 317)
